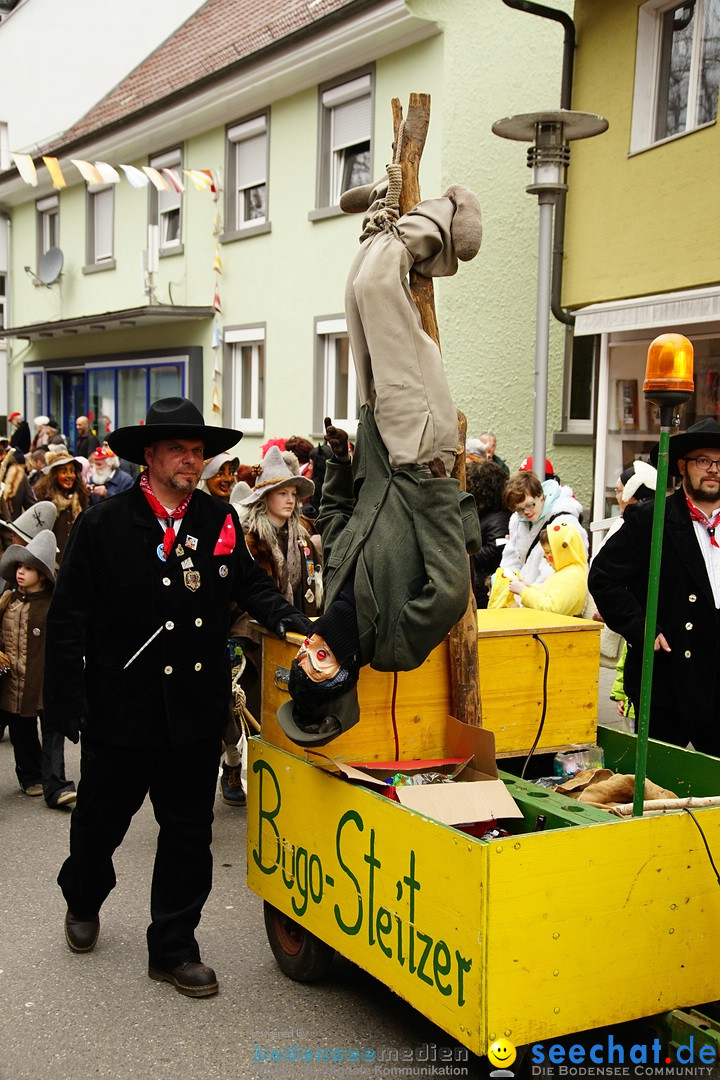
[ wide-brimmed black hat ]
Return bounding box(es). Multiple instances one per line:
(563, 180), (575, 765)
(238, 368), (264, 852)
(277, 684), (360, 748)
(107, 397), (242, 465)
(651, 418), (720, 477)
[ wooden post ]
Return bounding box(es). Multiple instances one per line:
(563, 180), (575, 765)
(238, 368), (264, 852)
(392, 94), (482, 727)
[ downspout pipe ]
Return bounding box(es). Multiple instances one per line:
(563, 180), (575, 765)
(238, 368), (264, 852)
(501, 0), (576, 325)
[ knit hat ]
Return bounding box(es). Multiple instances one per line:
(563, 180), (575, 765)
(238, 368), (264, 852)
(311, 602), (361, 671)
(519, 455), (555, 479)
(201, 451), (240, 480)
(42, 448), (83, 474)
(238, 445), (314, 505)
(651, 418), (720, 478)
(1, 501), (57, 542)
(0, 528), (57, 585)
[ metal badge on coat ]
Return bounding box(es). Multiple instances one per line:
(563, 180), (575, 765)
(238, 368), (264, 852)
(184, 569), (201, 592)
(186, 536), (198, 550)
(219, 564), (228, 577)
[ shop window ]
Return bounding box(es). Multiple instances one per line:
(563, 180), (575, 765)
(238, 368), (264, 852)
(632, 0), (720, 151)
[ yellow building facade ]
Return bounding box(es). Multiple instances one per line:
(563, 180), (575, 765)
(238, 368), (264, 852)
(562, 0), (720, 545)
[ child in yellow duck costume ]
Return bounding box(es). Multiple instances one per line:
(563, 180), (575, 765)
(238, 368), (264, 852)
(490, 516), (588, 615)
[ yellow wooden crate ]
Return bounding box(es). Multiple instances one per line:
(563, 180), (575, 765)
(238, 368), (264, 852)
(247, 739), (720, 1056)
(257, 609), (600, 760)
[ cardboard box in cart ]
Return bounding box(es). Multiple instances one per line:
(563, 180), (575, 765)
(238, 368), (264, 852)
(310, 714), (523, 828)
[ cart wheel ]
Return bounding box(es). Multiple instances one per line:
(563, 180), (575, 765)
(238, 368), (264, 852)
(263, 901), (335, 982)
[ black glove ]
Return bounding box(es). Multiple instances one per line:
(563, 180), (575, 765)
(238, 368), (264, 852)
(276, 613), (312, 640)
(52, 717), (83, 744)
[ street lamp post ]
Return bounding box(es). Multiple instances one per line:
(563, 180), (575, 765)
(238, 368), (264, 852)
(492, 110), (607, 477)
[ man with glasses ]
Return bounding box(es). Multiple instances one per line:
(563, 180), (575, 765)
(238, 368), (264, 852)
(589, 417), (720, 755)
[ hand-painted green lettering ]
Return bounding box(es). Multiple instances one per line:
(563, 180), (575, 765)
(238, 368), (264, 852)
(334, 810), (363, 935)
(251, 759), (281, 875)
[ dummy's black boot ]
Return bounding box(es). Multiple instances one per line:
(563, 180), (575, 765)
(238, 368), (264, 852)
(220, 761), (246, 807)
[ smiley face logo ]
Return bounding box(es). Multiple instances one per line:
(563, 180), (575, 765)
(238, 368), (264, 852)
(488, 1038), (517, 1069)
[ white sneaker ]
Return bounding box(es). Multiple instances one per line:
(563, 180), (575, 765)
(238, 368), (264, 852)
(23, 784), (43, 797)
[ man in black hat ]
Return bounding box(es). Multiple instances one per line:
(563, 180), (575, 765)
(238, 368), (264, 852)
(43, 397), (310, 997)
(589, 417), (720, 754)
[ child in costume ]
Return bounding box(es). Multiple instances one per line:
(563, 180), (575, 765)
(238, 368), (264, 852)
(0, 530), (76, 807)
(508, 517), (588, 616)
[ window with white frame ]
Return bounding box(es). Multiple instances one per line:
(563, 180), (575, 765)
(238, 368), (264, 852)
(563, 331), (596, 435)
(316, 318), (358, 434)
(318, 73), (372, 209)
(36, 195), (59, 257)
(226, 114), (268, 232)
(149, 148), (182, 251)
(86, 184), (114, 267)
(632, 0), (720, 151)
(226, 327), (265, 435)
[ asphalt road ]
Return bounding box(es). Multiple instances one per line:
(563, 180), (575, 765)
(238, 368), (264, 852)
(0, 672), (635, 1080)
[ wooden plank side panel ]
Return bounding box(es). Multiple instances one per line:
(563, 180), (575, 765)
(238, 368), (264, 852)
(260, 634), (454, 761)
(479, 631), (598, 754)
(247, 741), (487, 1055)
(484, 813), (720, 1049)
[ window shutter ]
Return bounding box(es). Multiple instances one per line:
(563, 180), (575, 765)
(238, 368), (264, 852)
(332, 95), (371, 150)
(236, 133), (266, 189)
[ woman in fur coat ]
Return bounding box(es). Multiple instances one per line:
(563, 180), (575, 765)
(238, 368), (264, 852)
(32, 449), (89, 564)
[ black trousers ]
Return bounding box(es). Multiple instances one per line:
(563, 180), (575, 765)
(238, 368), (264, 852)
(57, 735), (221, 968)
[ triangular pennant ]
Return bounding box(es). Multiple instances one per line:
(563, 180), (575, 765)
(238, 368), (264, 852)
(212, 283), (222, 314)
(118, 164), (150, 188)
(162, 168), (185, 194)
(212, 385), (221, 413)
(11, 152), (38, 186)
(212, 318), (223, 350)
(142, 166), (170, 192)
(42, 156), (66, 190)
(94, 161), (121, 184)
(213, 244), (223, 274)
(71, 159), (104, 185)
(212, 208), (223, 237)
(183, 169), (213, 191)
(201, 169), (218, 194)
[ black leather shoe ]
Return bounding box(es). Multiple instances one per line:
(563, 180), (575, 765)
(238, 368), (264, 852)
(65, 910), (100, 953)
(148, 959), (219, 997)
(220, 762), (246, 807)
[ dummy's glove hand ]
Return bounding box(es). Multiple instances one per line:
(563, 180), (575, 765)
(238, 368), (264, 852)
(52, 717), (83, 744)
(426, 457), (448, 479)
(324, 417), (350, 461)
(276, 613), (312, 640)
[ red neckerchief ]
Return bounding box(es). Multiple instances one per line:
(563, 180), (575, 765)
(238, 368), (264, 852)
(140, 472), (193, 559)
(686, 496), (720, 548)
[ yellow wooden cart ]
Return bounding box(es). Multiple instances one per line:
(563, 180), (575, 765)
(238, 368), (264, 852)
(246, 609), (720, 1058)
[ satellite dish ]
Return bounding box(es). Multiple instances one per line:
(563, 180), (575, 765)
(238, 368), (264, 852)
(37, 246), (64, 286)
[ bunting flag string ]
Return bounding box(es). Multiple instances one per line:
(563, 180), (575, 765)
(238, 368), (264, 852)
(7, 152), (223, 196)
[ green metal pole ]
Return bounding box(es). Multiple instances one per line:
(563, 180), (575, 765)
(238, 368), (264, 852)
(633, 416), (671, 817)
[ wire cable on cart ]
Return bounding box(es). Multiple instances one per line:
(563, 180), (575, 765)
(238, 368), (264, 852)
(391, 671), (400, 760)
(683, 808), (720, 885)
(520, 634), (550, 779)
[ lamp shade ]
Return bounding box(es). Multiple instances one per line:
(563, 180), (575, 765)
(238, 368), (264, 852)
(643, 333), (694, 395)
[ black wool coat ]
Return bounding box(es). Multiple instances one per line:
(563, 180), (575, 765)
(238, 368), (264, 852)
(44, 480), (305, 747)
(588, 488), (719, 728)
